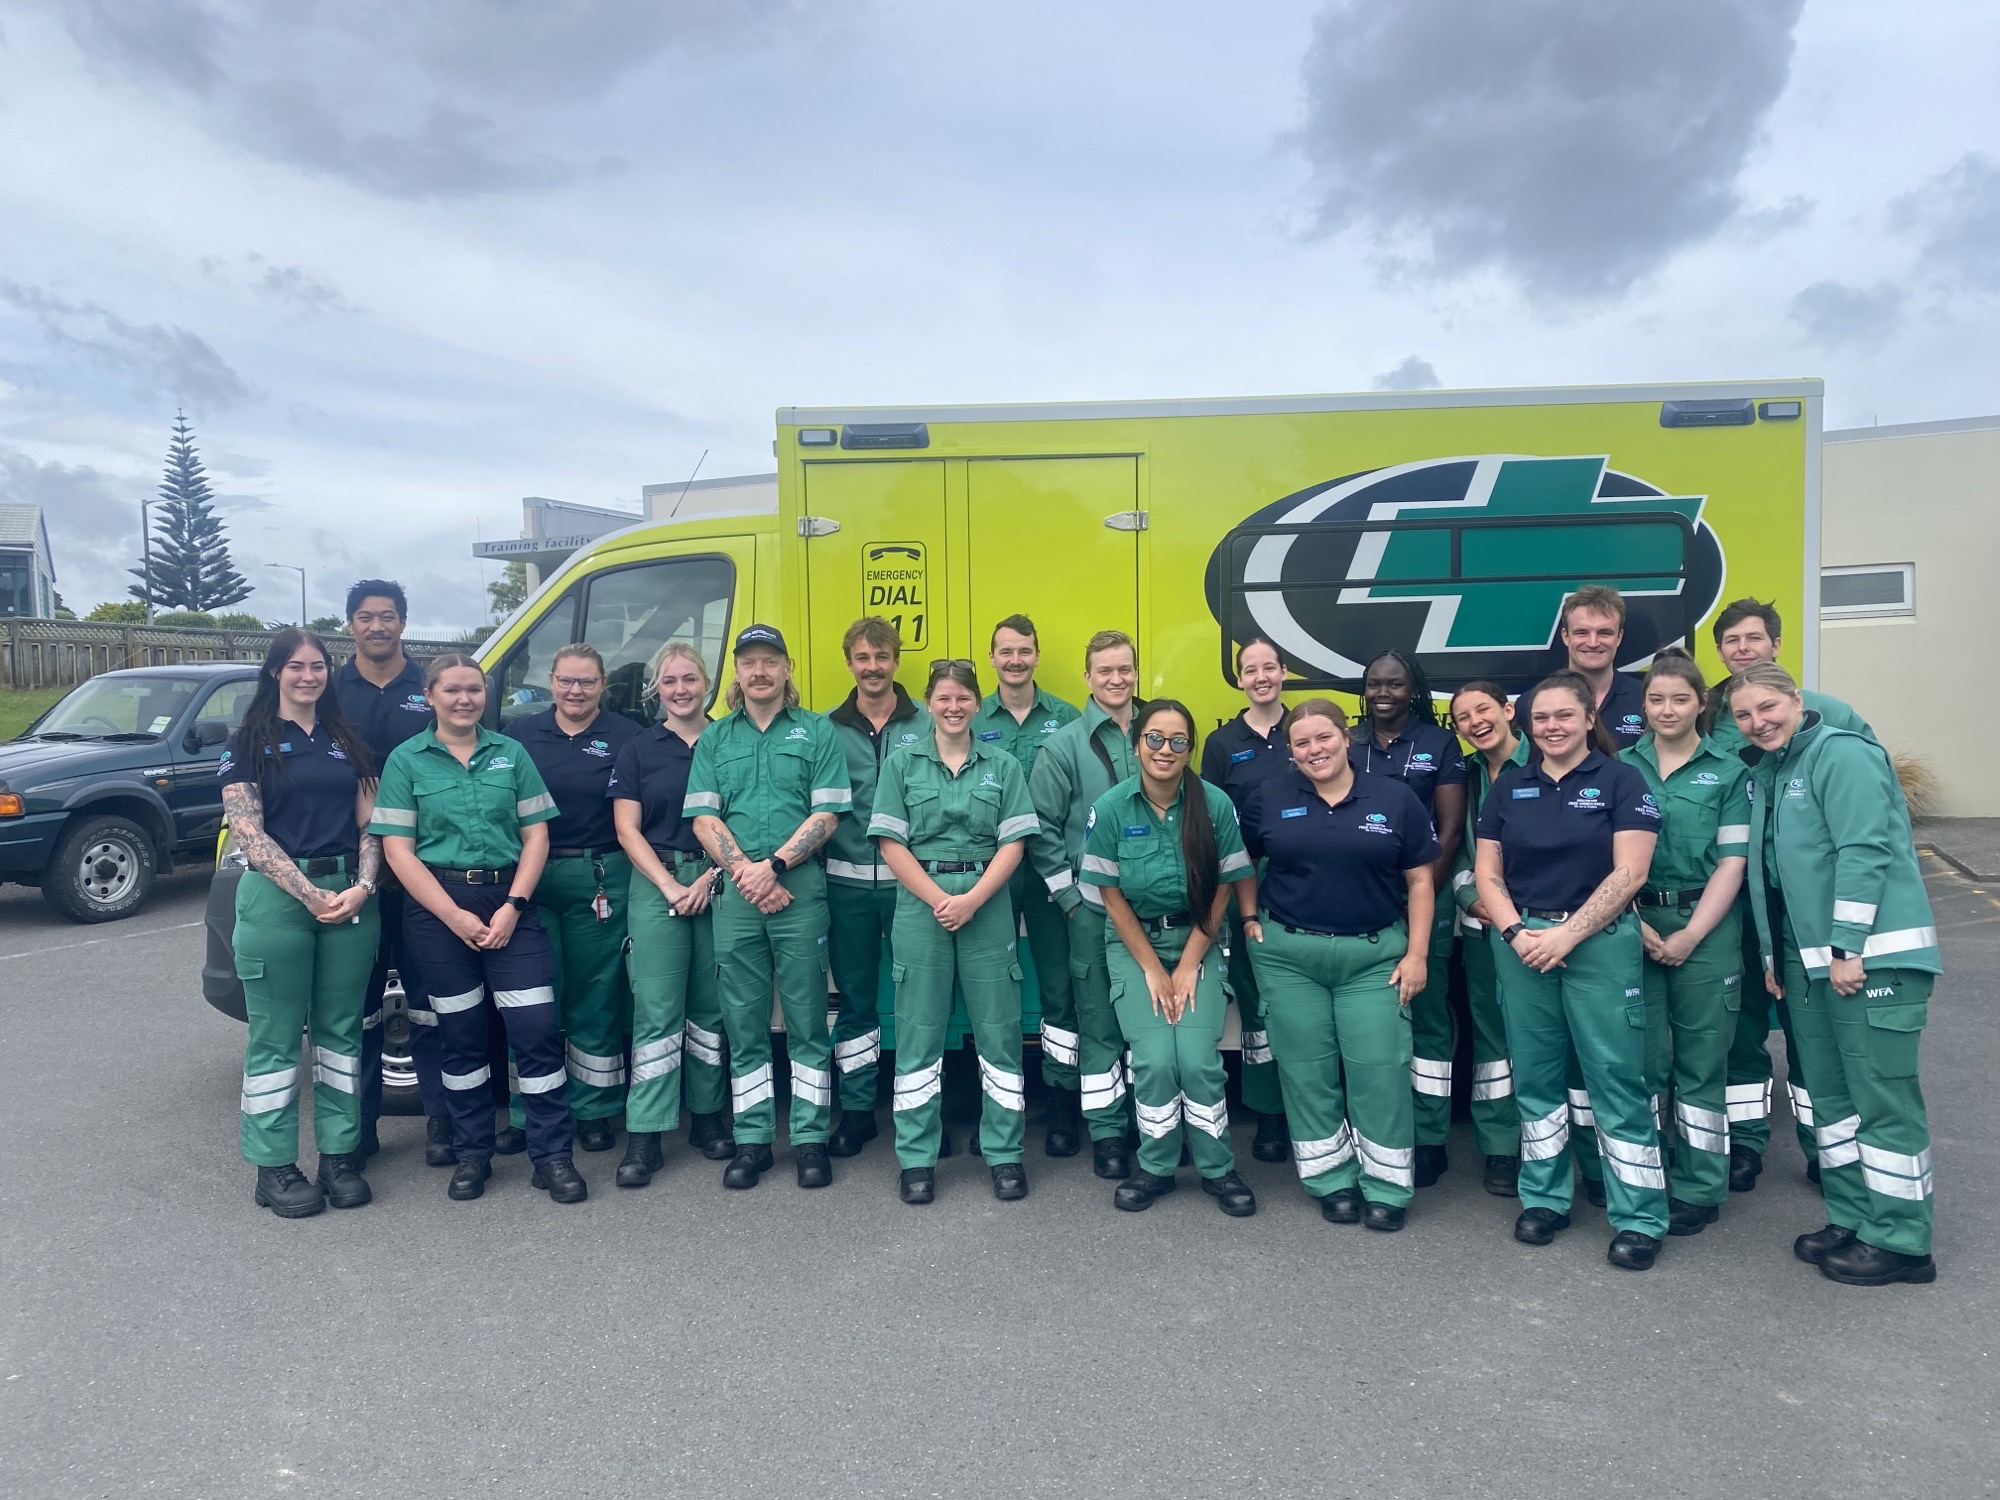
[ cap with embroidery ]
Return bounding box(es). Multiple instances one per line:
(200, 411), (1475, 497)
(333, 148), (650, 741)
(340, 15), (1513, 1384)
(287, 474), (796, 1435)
(733, 623), (788, 655)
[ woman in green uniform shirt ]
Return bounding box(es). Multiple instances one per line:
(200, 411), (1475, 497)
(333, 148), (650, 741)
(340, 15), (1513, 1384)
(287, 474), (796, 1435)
(1620, 647), (1750, 1237)
(221, 629), (381, 1218)
(1083, 700), (1259, 1217)
(609, 642), (733, 1187)
(869, 660), (1040, 1205)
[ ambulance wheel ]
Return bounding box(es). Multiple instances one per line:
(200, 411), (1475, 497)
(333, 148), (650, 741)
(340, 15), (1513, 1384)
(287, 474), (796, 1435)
(378, 1003), (424, 1116)
(44, 813), (156, 924)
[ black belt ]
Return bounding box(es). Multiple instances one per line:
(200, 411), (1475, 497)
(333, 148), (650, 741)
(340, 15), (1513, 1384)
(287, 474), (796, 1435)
(1141, 910), (1196, 934)
(549, 843), (620, 860)
(295, 854), (356, 876)
(427, 864), (518, 885)
(1637, 887), (1706, 909)
(652, 844), (707, 864)
(1264, 909), (1389, 942)
(920, 859), (988, 874)
(1520, 907), (1573, 922)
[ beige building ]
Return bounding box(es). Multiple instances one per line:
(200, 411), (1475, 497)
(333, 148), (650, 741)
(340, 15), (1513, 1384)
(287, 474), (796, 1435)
(1820, 414), (2000, 815)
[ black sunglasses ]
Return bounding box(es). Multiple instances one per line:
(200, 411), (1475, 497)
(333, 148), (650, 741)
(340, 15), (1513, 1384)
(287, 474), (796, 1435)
(1141, 730), (1192, 753)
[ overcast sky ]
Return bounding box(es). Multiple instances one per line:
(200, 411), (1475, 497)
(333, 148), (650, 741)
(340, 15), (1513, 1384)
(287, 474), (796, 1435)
(2, 0), (1994, 633)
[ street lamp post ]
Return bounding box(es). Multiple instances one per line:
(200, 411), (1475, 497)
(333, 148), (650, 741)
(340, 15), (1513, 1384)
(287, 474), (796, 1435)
(139, 498), (153, 625)
(269, 563), (306, 625)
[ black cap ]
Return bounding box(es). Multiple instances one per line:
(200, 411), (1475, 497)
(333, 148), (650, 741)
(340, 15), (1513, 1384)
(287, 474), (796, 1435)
(733, 623), (788, 656)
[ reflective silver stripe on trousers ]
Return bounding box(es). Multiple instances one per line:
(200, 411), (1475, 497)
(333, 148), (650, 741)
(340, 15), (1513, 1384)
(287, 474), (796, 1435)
(631, 1035), (683, 1083)
(432, 987), (484, 1015)
(893, 1057), (943, 1112)
(1858, 1141), (1933, 1201)
(240, 1066), (299, 1115)
(405, 1008), (439, 1027)
(567, 1043), (627, 1088)
(313, 1046), (362, 1095)
(732, 1062), (774, 1111)
(791, 1060), (834, 1107)
(495, 986), (555, 1009)
(1040, 1023), (1080, 1067)
(1725, 1080), (1771, 1122)
(979, 1057), (1026, 1113)
(1293, 1125), (1355, 1180)
(517, 1067), (566, 1094)
(1134, 1094), (1182, 1139)
(1240, 1028), (1272, 1066)
(443, 1065), (492, 1091)
(1520, 1103), (1569, 1161)
(1596, 1129), (1667, 1190)
(1787, 1081), (1815, 1129)
(1470, 1059), (1513, 1100)
(1815, 1112), (1861, 1168)
(1675, 1100), (1730, 1155)
(684, 1021), (724, 1066)
(1566, 1088), (1596, 1129)
(1410, 1056), (1452, 1097)
(1079, 1065), (1127, 1112)
(1354, 1132), (1416, 1188)
(834, 1029), (882, 1074)
(1183, 1096), (1230, 1139)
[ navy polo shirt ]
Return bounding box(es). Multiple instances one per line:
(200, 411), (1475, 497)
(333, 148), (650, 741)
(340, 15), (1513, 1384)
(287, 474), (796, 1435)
(608, 721), (708, 854)
(1512, 671), (1647, 751)
(219, 718), (362, 860)
(512, 708), (642, 849)
(335, 655), (434, 766)
(1475, 749), (1660, 912)
(1200, 709), (1294, 817)
(1242, 770), (1440, 936)
(1347, 718), (1468, 815)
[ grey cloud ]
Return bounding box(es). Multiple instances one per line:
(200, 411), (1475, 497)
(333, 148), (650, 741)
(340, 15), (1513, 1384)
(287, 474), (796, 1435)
(1295, 0), (1803, 301)
(0, 279), (250, 409)
(1787, 280), (1905, 352)
(1371, 356), (1440, 391)
(0, 445), (145, 607)
(1731, 195), (1814, 241)
(251, 263), (362, 317)
(1890, 152), (2000, 296)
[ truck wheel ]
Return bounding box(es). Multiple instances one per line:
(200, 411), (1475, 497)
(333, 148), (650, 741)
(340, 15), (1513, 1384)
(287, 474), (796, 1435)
(44, 813), (156, 924)
(378, 1002), (424, 1116)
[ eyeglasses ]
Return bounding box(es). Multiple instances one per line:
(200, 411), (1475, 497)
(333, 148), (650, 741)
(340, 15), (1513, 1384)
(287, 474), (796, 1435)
(1142, 731), (1192, 753)
(553, 675), (602, 690)
(929, 659), (975, 672)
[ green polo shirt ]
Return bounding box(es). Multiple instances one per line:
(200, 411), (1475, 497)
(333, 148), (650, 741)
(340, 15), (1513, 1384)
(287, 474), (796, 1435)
(682, 702), (852, 861)
(868, 732), (1038, 862)
(369, 726), (557, 868)
(971, 686), (1081, 776)
(1079, 774), (1251, 918)
(1620, 732), (1752, 892)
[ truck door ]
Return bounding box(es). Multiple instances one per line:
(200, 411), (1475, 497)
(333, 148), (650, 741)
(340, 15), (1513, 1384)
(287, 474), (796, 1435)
(802, 461), (947, 703)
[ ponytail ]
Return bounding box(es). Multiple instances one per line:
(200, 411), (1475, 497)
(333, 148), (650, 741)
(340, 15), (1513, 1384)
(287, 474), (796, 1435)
(1132, 699), (1221, 937)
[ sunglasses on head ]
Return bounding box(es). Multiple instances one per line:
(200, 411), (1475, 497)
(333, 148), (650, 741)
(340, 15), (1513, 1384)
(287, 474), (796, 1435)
(929, 658), (975, 672)
(1142, 730), (1192, 753)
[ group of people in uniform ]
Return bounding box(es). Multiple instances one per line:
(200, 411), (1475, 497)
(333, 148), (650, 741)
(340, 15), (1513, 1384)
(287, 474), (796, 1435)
(219, 577), (1942, 1286)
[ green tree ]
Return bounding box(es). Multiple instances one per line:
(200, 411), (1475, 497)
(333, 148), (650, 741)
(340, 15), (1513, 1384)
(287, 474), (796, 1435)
(213, 611), (266, 630)
(128, 412), (254, 612)
(488, 561), (529, 619)
(86, 600), (148, 624)
(308, 615), (348, 634)
(153, 610), (219, 628)
(52, 591), (76, 620)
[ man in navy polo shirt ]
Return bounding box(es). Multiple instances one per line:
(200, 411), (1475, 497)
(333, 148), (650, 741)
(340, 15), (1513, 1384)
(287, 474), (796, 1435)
(1515, 585), (1648, 751)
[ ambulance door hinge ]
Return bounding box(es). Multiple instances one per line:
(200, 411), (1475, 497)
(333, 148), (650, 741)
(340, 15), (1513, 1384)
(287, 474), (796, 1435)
(797, 517), (842, 538)
(1104, 511), (1149, 532)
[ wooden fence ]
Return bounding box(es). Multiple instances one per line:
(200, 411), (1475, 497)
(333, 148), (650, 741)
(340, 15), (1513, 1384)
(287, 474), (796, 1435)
(2, 620), (467, 691)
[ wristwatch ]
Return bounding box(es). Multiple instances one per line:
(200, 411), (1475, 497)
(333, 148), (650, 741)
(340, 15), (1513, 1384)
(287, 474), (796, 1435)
(1500, 923), (1525, 945)
(356, 877), (376, 894)
(506, 895), (531, 913)
(769, 855), (789, 877)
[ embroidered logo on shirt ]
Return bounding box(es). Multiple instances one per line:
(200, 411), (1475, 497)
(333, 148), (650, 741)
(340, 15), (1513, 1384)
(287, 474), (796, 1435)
(488, 757), (513, 769)
(581, 739), (612, 758)
(1785, 777), (1805, 799)
(898, 732), (921, 745)
(1567, 788), (1605, 810)
(980, 772), (1000, 788)
(1408, 753), (1435, 773)
(328, 746), (348, 761)
(1359, 812), (1394, 835)
(402, 694), (429, 711)
(1042, 720), (1061, 732)
(1623, 714), (1643, 726)
(1638, 794), (1661, 819)
(215, 750), (232, 776)
(785, 726), (810, 741)
(1691, 771), (1721, 785)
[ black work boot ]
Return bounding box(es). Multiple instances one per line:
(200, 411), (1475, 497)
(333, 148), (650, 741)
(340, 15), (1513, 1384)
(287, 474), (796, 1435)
(722, 1142), (774, 1189)
(1092, 1136), (1132, 1181)
(254, 1164), (325, 1219)
(1043, 1087), (1082, 1157)
(1413, 1143), (1449, 1188)
(616, 1131), (664, 1188)
(353, 1123), (380, 1168)
(493, 1116), (527, 1155)
(827, 1109), (878, 1158)
(532, 1157), (589, 1204)
(795, 1144), (832, 1189)
(424, 1114), (455, 1168)
(899, 1167), (935, 1205)
(448, 1157), (492, 1200)
(689, 1111), (735, 1161)
(1793, 1222), (1858, 1265)
(1728, 1142), (1764, 1193)
(575, 1117), (618, 1153)
(1201, 1170), (1257, 1217)
(1819, 1239), (1936, 1286)
(315, 1153), (372, 1209)
(1114, 1170), (1177, 1211)
(1251, 1111), (1289, 1163)
(990, 1163), (1029, 1201)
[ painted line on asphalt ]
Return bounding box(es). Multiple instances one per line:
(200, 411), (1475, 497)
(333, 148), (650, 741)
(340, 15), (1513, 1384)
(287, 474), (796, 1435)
(0, 917), (205, 962)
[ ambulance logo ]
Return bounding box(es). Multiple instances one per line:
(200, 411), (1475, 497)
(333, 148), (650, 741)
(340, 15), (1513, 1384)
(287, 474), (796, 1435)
(1205, 454), (1724, 693)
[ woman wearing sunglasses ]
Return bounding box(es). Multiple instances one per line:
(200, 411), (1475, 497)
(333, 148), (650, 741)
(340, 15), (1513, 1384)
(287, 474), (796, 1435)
(1081, 700), (1259, 1215)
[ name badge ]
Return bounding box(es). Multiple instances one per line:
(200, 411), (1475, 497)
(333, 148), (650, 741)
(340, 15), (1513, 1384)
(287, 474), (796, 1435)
(1230, 749), (1256, 764)
(977, 731), (1003, 741)
(1279, 806), (1308, 819)
(1122, 825), (1153, 838)
(1511, 787), (1541, 799)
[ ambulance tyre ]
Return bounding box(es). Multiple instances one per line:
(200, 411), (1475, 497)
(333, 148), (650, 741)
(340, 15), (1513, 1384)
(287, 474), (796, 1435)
(44, 812), (156, 924)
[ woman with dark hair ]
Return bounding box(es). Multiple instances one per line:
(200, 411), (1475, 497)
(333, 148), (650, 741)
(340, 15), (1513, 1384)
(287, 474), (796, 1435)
(1474, 671), (1666, 1269)
(869, 660), (1039, 1205)
(369, 655), (584, 1204)
(1351, 650), (1467, 1188)
(1447, 680), (1530, 1195)
(1620, 647), (1750, 1237)
(221, 629), (381, 1218)
(1241, 698), (1438, 1232)
(1729, 662), (1940, 1286)
(1084, 700), (1259, 1215)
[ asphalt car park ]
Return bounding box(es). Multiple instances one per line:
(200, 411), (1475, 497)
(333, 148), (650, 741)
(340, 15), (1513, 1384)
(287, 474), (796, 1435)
(1, 861), (1993, 1500)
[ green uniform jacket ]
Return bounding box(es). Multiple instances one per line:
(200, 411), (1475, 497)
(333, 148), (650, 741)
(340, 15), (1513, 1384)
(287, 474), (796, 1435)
(971, 687), (1081, 776)
(1027, 700), (1141, 914)
(369, 726), (557, 864)
(1742, 714), (1939, 981)
(1452, 737), (1530, 923)
(682, 703), (852, 860)
(824, 685), (930, 888)
(868, 733), (1039, 861)
(1080, 775), (1252, 917)
(1707, 683), (1872, 756)
(1620, 732), (1752, 890)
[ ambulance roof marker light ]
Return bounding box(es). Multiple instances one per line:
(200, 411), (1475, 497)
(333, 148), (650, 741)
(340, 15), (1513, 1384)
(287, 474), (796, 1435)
(797, 427), (839, 447)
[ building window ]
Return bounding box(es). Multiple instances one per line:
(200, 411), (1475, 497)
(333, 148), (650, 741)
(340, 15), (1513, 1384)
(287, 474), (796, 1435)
(0, 552), (31, 617)
(1821, 563), (1914, 620)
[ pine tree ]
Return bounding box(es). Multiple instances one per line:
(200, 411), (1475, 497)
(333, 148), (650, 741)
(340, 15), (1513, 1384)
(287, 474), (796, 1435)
(129, 412), (254, 612)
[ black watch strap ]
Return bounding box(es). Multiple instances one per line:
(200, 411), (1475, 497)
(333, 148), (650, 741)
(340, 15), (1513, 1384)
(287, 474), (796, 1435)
(1501, 922), (1525, 944)
(506, 894), (530, 912)
(769, 855), (789, 877)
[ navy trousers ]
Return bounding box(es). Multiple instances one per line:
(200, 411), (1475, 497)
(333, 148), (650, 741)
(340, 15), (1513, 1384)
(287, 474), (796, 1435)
(359, 885), (507, 1127)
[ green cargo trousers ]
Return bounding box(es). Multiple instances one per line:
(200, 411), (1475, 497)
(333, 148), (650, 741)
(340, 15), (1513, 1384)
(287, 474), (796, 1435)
(826, 881), (896, 1112)
(1407, 907), (1458, 1147)
(538, 852), (633, 1123)
(712, 862), (834, 1146)
(1459, 919), (1522, 1156)
(624, 855), (729, 1133)
(1250, 918), (1415, 1207)
(1223, 907), (1283, 1117)
(1066, 904), (1130, 1140)
(1641, 902), (1742, 1207)
(234, 868), (378, 1166)
(1782, 947), (1935, 1256)
(889, 871), (1026, 1167)
(1016, 865), (1077, 1090)
(1494, 914), (1668, 1239)
(1108, 928), (1236, 1181)
(1727, 897), (1815, 1162)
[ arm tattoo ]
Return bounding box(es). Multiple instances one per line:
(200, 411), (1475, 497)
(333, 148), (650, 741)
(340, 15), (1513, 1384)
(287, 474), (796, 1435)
(357, 833), (382, 888)
(1566, 866), (1639, 941)
(221, 782), (320, 906)
(694, 816), (745, 871)
(781, 814), (836, 863)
